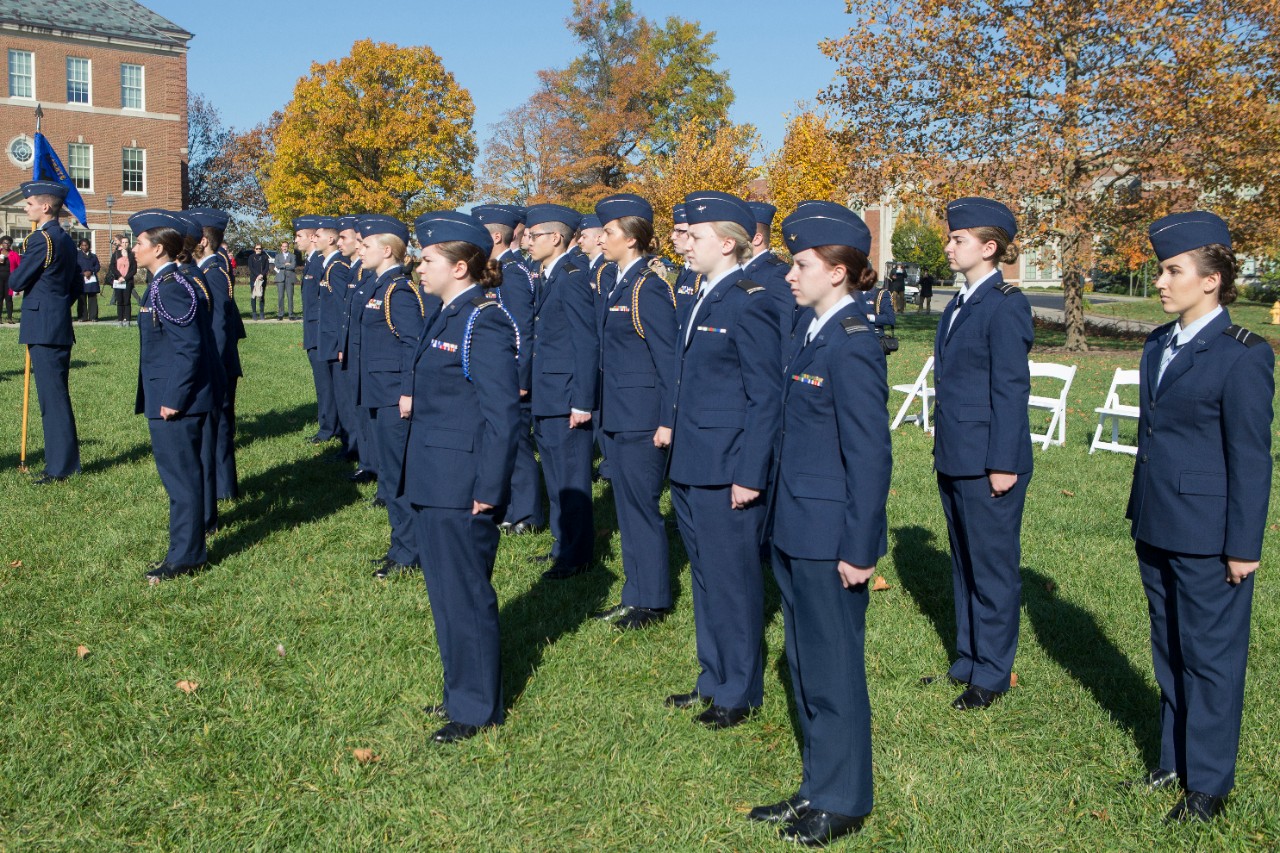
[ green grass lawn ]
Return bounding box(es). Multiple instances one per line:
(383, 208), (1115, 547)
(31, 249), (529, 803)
(1087, 296), (1280, 342)
(1, 306), (1278, 850)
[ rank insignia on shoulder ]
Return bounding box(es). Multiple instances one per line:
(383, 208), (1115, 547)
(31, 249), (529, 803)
(840, 317), (871, 335)
(1225, 324), (1267, 347)
(997, 282), (1021, 295)
(471, 296), (497, 309)
(430, 339), (459, 353)
(736, 280), (764, 294)
(791, 373), (825, 387)
(366, 298), (383, 309)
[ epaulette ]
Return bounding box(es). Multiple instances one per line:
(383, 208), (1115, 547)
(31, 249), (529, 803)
(565, 265), (583, 276)
(471, 295), (499, 309)
(736, 279), (765, 294)
(997, 283), (1021, 295)
(764, 254), (787, 267)
(840, 317), (872, 335)
(1224, 324), (1267, 348)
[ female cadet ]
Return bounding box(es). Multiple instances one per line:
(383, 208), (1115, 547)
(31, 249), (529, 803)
(401, 212), (520, 744)
(128, 210), (220, 582)
(664, 191), (783, 728)
(1124, 212), (1273, 823)
(590, 193), (678, 630)
(748, 203), (889, 846)
(929, 197), (1033, 711)
(357, 216), (433, 579)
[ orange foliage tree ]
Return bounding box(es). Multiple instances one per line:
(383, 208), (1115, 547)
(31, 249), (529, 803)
(765, 110), (850, 251)
(263, 40), (476, 224)
(821, 0), (1280, 350)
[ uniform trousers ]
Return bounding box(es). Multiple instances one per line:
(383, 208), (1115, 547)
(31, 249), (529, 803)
(1137, 540), (1254, 796)
(603, 430), (671, 610)
(333, 364), (361, 462)
(201, 407), (218, 532)
(670, 482), (765, 709)
(214, 376), (238, 501)
(413, 505), (504, 728)
(149, 414), (208, 567)
(374, 405), (417, 566)
(937, 472), (1030, 692)
(507, 400), (543, 527)
(307, 348), (338, 440)
(533, 415), (594, 565)
(772, 548), (873, 817)
(28, 344), (81, 478)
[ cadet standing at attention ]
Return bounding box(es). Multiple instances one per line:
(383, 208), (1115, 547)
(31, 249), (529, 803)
(401, 211), (520, 744)
(742, 201), (797, 340)
(296, 216), (337, 444)
(10, 181), (82, 484)
(336, 215), (374, 482)
(314, 218), (354, 458)
(664, 191), (783, 728)
(666, 203), (700, 313)
(927, 197), (1033, 711)
(1124, 212), (1273, 823)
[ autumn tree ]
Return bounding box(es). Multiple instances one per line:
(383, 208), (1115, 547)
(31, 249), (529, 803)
(821, 0), (1280, 350)
(765, 110), (849, 249)
(475, 101), (560, 204)
(264, 40), (475, 223)
(891, 213), (950, 280)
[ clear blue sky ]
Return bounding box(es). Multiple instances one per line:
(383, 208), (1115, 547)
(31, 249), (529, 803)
(144, 0), (858, 156)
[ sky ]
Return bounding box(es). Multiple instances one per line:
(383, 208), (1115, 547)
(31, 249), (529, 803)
(143, 0), (859, 157)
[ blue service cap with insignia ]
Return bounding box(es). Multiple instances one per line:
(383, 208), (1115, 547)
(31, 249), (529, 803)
(504, 205), (527, 225)
(525, 203), (582, 232)
(356, 215), (409, 244)
(1148, 211), (1232, 262)
(684, 191), (756, 239)
(414, 211), (491, 253)
(292, 215), (318, 231)
(21, 180), (69, 201)
(595, 193), (653, 226)
(186, 208), (229, 230)
(579, 214), (602, 231)
(313, 216), (340, 231)
(748, 201), (777, 227)
(128, 209), (187, 237)
(946, 197), (1018, 240)
(173, 212), (203, 240)
(337, 215), (362, 232)
(673, 203), (688, 224)
(472, 204), (521, 229)
(781, 202), (871, 256)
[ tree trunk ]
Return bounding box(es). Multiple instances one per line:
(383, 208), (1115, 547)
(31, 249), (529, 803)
(1061, 266), (1089, 351)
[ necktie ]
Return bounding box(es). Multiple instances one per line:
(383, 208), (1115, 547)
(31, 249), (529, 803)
(947, 292), (965, 336)
(1157, 332), (1182, 386)
(685, 286), (709, 345)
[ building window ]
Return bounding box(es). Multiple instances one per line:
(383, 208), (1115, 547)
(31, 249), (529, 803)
(66, 57), (91, 104)
(123, 147), (145, 194)
(8, 50), (34, 99)
(68, 143), (93, 191)
(7, 136), (33, 168)
(120, 63), (144, 110)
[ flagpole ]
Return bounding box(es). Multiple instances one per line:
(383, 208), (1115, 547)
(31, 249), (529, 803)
(20, 103), (42, 472)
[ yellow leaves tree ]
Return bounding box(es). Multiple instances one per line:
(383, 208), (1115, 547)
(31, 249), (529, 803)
(263, 40), (476, 223)
(821, 0), (1280, 350)
(765, 110), (849, 250)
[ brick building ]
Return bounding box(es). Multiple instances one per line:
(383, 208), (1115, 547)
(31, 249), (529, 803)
(0, 0), (191, 263)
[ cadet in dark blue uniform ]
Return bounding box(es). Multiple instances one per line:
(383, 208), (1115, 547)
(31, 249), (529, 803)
(929, 197), (1033, 710)
(576, 213), (614, 481)
(1124, 212), (1273, 823)
(313, 218), (353, 457)
(743, 201), (797, 340)
(358, 216), (434, 578)
(526, 204), (599, 578)
(665, 203), (700, 313)
(10, 181), (82, 484)
(590, 193), (677, 630)
(296, 216), (338, 444)
(665, 191), (783, 728)
(858, 282), (896, 337)
(749, 203), (889, 846)
(336, 215), (377, 484)
(474, 204), (542, 535)
(128, 211), (221, 582)
(402, 212), (520, 743)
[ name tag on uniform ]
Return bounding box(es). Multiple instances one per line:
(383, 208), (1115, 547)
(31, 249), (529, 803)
(791, 373), (825, 387)
(366, 298), (383, 310)
(430, 339), (458, 353)
(608, 305), (630, 313)
(696, 326), (728, 334)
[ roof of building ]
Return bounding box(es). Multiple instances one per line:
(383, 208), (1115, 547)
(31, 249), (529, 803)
(0, 0), (192, 49)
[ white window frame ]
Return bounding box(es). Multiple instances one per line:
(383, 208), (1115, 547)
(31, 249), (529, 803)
(122, 147), (146, 195)
(9, 49), (34, 99)
(68, 143), (93, 192)
(120, 63), (145, 110)
(66, 57), (91, 105)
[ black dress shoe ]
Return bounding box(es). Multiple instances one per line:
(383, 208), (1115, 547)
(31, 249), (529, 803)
(531, 552), (556, 564)
(506, 522), (541, 535)
(307, 435), (329, 445)
(144, 562), (204, 582)
(1120, 768), (1179, 791)
(665, 691), (709, 710)
(1165, 791), (1226, 823)
(347, 469), (377, 483)
(696, 704), (753, 729)
(431, 721), (483, 744)
(592, 603), (629, 621)
(951, 685), (1001, 710)
(920, 674), (967, 687)
(373, 561), (415, 580)
(615, 607), (669, 630)
(541, 562), (590, 580)
(369, 555), (391, 567)
(32, 474), (69, 485)
(422, 703), (448, 720)
(747, 793), (811, 823)
(779, 809), (865, 846)
(370, 497), (387, 509)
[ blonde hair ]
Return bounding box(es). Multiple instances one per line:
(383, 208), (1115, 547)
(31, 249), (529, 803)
(373, 233), (407, 263)
(711, 221), (754, 265)
(970, 226), (1019, 266)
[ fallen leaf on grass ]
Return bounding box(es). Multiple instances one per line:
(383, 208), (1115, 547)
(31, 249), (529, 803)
(351, 748), (380, 764)
(1009, 673), (1019, 687)
(872, 576), (890, 592)
(1091, 808), (1109, 822)
(175, 680), (199, 694)
(9, 560), (21, 569)
(76, 645), (90, 659)
(1061, 490), (1075, 498)
(276, 644), (286, 657)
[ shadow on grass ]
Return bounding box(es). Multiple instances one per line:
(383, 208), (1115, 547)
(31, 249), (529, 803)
(893, 524), (958, 663)
(234, 402), (321, 451)
(1022, 567), (1160, 768)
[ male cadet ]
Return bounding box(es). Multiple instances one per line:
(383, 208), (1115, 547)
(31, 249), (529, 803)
(336, 215), (377, 484)
(526, 203), (599, 578)
(10, 181), (81, 484)
(295, 216), (336, 444)
(743, 201), (798, 342)
(654, 203), (700, 314)
(474, 204), (542, 534)
(576, 213), (614, 480)
(313, 217), (354, 456)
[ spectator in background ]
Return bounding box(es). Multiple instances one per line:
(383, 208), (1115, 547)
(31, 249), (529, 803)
(919, 270), (935, 314)
(0, 235), (16, 323)
(273, 240), (298, 319)
(109, 232), (137, 326)
(889, 264), (907, 313)
(247, 243), (270, 320)
(76, 238), (101, 322)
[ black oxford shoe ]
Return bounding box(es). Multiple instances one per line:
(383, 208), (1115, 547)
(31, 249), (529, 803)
(919, 674), (967, 687)
(541, 562), (591, 580)
(507, 522), (541, 535)
(951, 685), (1001, 710)
(615, 607), (669, 630)
(1120, 768), (1179, 792)
(347, 469), (376, 483)
(696, 704), (753, 729)
(1165, 791), (1226, 823)
(747, 793), (810, 824)
(422, 703), (448, 720)
(779, 809), (865, 846)
(592, 603), (629, 621)
(145, 562), (204, 583)
(370, 497), (387, 509)
(664, 691), (709, 710)
(531, 552), (557, 564)
(431, 721), (483, 744)
(373, 561), (415, 580)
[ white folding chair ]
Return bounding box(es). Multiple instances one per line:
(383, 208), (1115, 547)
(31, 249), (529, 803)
(1027, 360), (1077, 449)
(891, 356), (935, 432)
(1089, 368), (1141, 455)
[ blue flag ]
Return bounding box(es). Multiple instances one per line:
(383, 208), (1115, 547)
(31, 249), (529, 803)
(31, 132), (88, 228)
